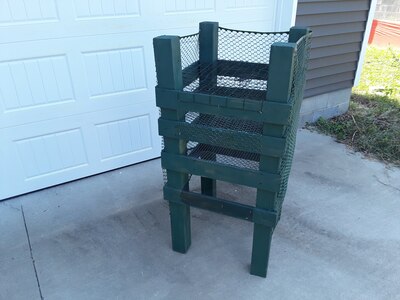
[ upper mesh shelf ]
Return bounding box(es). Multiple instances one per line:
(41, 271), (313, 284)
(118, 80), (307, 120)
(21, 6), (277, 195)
(180, 27), (289, 101)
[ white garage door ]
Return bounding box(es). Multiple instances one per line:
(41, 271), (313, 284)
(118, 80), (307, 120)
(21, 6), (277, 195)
(0, 0), (292, 200)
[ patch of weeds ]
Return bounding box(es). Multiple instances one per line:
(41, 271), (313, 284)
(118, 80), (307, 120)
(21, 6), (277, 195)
(309, 45), (400, 166)
(312, 94), (400, 166)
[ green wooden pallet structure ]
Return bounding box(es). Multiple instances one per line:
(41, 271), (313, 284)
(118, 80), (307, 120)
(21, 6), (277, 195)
(153, 22), (312, 278)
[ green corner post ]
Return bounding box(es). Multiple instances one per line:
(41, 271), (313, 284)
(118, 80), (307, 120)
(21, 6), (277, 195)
(250, 39), (297, 277)
(153, 35), (191, 253)
(199, 21), (219, 197)
(288, 26), (310, 43)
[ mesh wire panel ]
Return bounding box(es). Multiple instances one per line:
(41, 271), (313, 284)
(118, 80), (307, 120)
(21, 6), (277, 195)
(182, 67), (268, 101)
(183, 112), (264, 155)
(185, 112), (263, 134)
(187, 142), (260, 170)
(218, 27), (289, 64)
(179, 28), (290, 101)
(276, 33), (312, 213)
(180, 33), (199, 69)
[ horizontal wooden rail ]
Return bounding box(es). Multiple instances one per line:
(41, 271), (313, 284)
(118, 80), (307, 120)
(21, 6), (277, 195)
(163, 186), (278, 227)
(155, 87), (293, 126)
(158, 118), (286, 157)
(161, 151), (281, 192)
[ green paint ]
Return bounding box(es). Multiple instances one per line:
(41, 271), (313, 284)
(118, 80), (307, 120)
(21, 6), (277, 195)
(164, 186), (278, 227)
(154, 35), (191, 253)
(250, 39), (298, 277)
(161, 151), (282, 192)
(154, 25), (311, 278)
(199, 22), (219, 63)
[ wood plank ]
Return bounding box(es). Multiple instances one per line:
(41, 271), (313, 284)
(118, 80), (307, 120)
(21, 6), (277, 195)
(164, 186), (278, 227)
(161, 151), (282, 192)
(158, 118), (287, 157)
(177, 95), (292, 126)
(154, 35), (191, 253)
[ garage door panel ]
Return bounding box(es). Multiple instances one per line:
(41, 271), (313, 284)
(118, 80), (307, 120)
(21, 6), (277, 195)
(90, 104), (160, 170)
(83, 47), (147, 98)
(0, 1), (277, 44)
(1, 123), (91, 200)
(95, 115), (152, 162)
(0, 32), (156, 128)
(0, 53), (79, 129)
(0, 55), (74, 111)
(0, 0), (58, 24)
(73, 0), (141, 19)
(14, 128), (88, 180)
(225, 0), (273, 10)
(164, 0), (215, 14)
(0, 102), (160, 200)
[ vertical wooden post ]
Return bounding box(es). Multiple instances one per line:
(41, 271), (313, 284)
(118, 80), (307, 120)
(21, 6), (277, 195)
(154, 35), (191, 253)
(250, 42), (296, 277)
(288, 26), (311, 118)
(199, 22), (218, 197)
(199, 21), (218, 63)
(288, 26), (310, 43)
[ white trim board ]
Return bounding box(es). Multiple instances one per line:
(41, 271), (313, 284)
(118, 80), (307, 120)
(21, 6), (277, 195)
(274, 0), (298, 31)
(354, 0), (378, 85)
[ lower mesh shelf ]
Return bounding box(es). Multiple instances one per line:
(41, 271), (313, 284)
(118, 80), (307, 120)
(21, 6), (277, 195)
(184, 111), (263, 170)
(185, 112), (263, 134)
(187, 142), (260, 170)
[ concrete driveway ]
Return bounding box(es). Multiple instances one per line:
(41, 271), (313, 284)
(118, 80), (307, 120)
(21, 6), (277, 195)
(1, 129), (400, 300)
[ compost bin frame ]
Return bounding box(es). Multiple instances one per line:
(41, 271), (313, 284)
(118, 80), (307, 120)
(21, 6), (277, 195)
(154, 22), (311, 278)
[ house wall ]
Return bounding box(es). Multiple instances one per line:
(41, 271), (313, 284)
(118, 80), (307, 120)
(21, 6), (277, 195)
(295, 0), (372, 124)
(375, 0), (400, 22)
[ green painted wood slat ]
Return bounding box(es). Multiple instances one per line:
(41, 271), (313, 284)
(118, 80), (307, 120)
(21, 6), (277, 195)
(158, 118), (286, 157)
(161, 151), (282, 192)
(163, 186), (278, 227)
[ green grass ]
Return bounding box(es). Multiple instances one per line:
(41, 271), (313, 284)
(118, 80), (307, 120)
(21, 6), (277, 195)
(354, 47), (400, 100)
(313, 46), (400, 166)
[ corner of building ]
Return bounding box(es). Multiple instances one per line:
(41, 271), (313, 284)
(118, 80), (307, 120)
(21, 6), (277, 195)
(299, 88), (352, 126)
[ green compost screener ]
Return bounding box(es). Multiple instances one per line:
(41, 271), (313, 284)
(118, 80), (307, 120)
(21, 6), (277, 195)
(153, 22), (312, 278)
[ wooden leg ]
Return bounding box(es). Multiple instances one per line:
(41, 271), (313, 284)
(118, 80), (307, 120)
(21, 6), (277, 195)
(169, 201), (191, 253)
(200, 152), (216, 197)
(250, 223), (273, 277)
(166, 168), (191, 254)
(201, 177), (216, 197)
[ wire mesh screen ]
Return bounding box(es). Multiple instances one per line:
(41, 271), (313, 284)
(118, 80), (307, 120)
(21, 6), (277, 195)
(218, 27), (289, 64)
(276, 33), (312, 211)
(180, 33), (199, 69)
(187, 142), (260, 170)
(179, 28), (290, 102)
(182, 67), (268, 101)
(184, 111), (264, 155)
(185, 111), (263, 134)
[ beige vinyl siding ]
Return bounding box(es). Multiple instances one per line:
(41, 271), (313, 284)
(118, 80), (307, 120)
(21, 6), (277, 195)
(296, 0), (371, 98)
